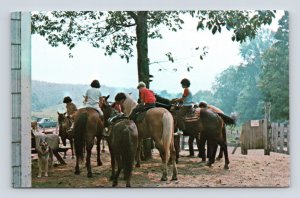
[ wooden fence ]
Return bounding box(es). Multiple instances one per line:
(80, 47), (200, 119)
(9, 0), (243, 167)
(270, 123), (290, 154)
(240, 120), (289, 155)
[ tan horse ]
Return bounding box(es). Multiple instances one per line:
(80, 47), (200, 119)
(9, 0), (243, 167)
(73, 107), (105, 178)
(115, 93), (178, 181)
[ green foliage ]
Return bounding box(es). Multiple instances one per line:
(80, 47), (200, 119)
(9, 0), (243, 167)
(32, 10), (276, 63)
(258, 11), (289, 122)
(195, 10), (276, 43)
(211, 13), (289, 123)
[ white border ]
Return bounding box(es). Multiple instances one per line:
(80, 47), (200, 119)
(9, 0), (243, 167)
(1, 0), (299, 197)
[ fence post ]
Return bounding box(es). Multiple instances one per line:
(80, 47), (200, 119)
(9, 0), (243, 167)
(279, 123), (284, 153)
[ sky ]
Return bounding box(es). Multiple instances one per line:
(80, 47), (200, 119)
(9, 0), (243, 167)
(31, 11), (282, 95)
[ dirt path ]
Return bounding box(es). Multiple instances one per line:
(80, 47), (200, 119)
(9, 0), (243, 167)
(31, 146), (290, 188)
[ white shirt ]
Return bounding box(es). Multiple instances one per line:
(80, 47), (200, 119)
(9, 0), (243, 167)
(84, 88), (103, 115)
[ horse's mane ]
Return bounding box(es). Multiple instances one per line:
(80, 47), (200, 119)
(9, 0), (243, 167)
(155, 94), (171, 105)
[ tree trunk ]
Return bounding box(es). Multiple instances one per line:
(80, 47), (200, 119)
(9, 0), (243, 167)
(135, 11), (152, 159)
(136, 11), (150, 88)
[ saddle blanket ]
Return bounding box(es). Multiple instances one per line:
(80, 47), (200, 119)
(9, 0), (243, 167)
(184, 107), (201, 122)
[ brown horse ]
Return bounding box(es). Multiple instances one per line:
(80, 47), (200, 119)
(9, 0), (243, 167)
(101, 101), (138, 187)
(57, 112), (74, 159)
(169, 104), (230, 169)
(73, 107), (105, 178)
(156, 95), (231, 168)
(116, 93), (178, 181)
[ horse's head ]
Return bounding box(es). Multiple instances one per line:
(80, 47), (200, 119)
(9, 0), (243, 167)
(57, 112), (67, 124)
(100, 95), (120, 127)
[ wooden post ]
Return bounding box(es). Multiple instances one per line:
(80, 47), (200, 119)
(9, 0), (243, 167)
(286, 124), (290, 154)
(264, 102), (271, 155)
(279, 123), (284, 153)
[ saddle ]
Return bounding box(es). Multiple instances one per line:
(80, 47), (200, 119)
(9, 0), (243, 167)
(184, 107), (201, 122)
(108, 114), (129, 126)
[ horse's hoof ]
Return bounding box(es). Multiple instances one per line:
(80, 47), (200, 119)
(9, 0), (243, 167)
(171, 175), (178, 181)
(97, 161), (103, 166)
(224, 164), (229, 170)
(136, 164), (141, 168)
(87, 172), (93, 178)
(126, 184), (131, 187)
(161, 176), (168, 181)
(112, 181), (118, 187)
(216, 157), (222, 161)
(72, 156), (74, 159)
(206, 162), (212, 167)
(74, 171), (80, 175)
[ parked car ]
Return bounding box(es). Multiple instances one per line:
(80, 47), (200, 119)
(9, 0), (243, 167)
(37, 118), (57, 128)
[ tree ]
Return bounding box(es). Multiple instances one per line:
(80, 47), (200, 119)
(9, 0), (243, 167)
(259, 11), (289, 121)
(31, 10), (276, 88)
(212, 29), (276, 123)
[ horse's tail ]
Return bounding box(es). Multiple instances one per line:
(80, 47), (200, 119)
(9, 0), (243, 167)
(120, 125), (136, 180)
(161, 111), (173, 162)
(74, 112), (88, 163)
(217, 113), (236, 127)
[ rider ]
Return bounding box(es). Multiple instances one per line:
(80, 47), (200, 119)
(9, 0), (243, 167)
(129, 81), (156, 121)
(63, 96), (78, 119)
(83, 79), (103, 118)
(173, 78), (193, 131)
(63, 96), (78, 132)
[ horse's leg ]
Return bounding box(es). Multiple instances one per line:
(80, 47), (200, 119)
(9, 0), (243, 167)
(135, 138), (143, 168)
(70, 138), (75, 159)
(74, 156), (80, 175)
(217, 126), (226, 160)
(198, 134), (206, 162)
(218, 140), (230, 169)
(160, 148), (168, 181)
(106, 136), (115, 180)
(101, 139), (105, 153)
(112, 155), (122, 187)
(170, 142), (178, 181)
(206, 139), (217, 167)
(188, 135), (195, 156)
(173, 134), (180, 163)
(96, 136), (103, 166)
(216, 145), (223, 160)
(86, 144), (93, 178)
(195, 136), (201, 158)
(126, 173), (132, 187)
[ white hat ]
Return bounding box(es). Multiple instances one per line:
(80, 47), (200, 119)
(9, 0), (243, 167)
(137, 81), (146, 88)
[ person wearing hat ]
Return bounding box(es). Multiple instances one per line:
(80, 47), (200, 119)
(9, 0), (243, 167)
(172, 78), (194, 131)
(83, 79), (103, 117)
(129, 81), (156, 121)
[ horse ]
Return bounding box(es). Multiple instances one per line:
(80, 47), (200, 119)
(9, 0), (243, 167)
(57, 112), (74, 159)
(73, 107), (105, 178)
(101, 100), (138, 187)
(155, 95), (231, 169)
(115, 92), (178, 181)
